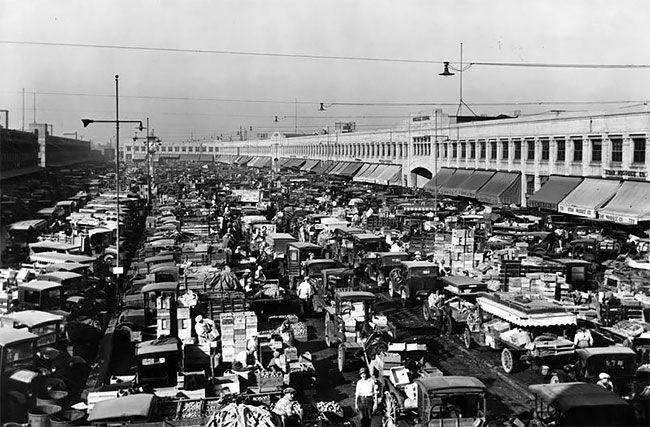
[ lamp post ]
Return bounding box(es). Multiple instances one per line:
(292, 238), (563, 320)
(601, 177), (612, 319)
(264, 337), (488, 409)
(81, 75), (143, 281)
(133, 118), (161, 204)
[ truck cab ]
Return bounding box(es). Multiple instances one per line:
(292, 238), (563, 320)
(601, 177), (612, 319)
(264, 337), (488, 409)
(0, 310), (64, 349)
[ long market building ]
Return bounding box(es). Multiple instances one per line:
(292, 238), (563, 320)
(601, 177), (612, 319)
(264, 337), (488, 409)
(124, 108), (650, 225)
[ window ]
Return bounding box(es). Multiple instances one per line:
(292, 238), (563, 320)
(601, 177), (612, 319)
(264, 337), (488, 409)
(479, 140), (486, 159)
(202, 146), (207, 152)
(208, 147), (214, 152)
(572, 138), (583, 162)
(443, 144), (448, 158)
(610, 136), (623, 162)
(452, 143), (458, 158)
(513, 139), (521, 160)
(501, 139), (509, 160)
(556, 138), (565, 161)
(633, 135), (646, 164)
(526, 139), (535, 161)
(541, 139), (549, 161)
(490, 141), (497, 159)
(469, 141), (476, 159)
(590, 138), (602, 162)
(126, 146), (132, 151)
(526, 175), (535, 195)
(460, 142), (466, 158)
(174, 146), (179, 152)
(188, 146), (194, 152)
(181, 146), (187, 152)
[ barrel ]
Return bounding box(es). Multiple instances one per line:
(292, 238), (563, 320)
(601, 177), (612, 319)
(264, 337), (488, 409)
(28, 404), (62, 427)
(50, 409), (86, 427)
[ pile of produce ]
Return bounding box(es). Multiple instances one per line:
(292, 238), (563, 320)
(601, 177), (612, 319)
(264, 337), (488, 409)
(209, 403), (277, 427)
(256, 369), (284, 379)
(316, 401), (344, 418)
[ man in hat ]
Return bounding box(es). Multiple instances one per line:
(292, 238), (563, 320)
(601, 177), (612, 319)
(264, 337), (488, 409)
(573, 326), (593, 349)
(355, 367), (378, 427)
(194, 314), (218, 344)
(274, 387), (301, 425)
(596, 372), (614, 392)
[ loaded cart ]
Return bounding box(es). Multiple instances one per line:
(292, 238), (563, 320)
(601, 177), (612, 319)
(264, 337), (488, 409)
(463, 293), (577, 373)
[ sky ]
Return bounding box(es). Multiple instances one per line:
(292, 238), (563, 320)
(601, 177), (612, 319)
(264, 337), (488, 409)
(1, 0), (650, 145)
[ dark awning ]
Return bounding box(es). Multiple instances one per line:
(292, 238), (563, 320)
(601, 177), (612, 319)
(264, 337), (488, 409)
(457, 170), (496, 198)
(477, 171), (521, 205)
(328, 162), (350, 175)
(337, 162), (363, 177)
(439, 168), (473, 196)
(322, 162), (339, 174)
(423, 168), (456, 193)
(558, 178), (621, 219)
(351, 163), (373, 181)
(598, 180), (650, 225)
(354, 164), (381, 183)
(309, 161), (330, 175)
(528, 176), (583, 210)
(300, 159), (319, 172)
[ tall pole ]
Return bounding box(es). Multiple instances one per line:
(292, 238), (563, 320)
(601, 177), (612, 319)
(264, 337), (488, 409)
(146, 117), (151, 204)
(434, 110), (438, 218)
(294, 98), (298, 134)
(115, 75), (121, 281)
(22, 88), (25, 130)
(33, 92), (36, 124)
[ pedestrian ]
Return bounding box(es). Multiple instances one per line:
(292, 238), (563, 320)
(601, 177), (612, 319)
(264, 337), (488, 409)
(273, 387), (301, 426)
(254, 265), (266, 282)
(297, 275), (313, 315)
(355, 367), (378, 427)
(573, 326), (593, 348)
(194, 315), (219, 344)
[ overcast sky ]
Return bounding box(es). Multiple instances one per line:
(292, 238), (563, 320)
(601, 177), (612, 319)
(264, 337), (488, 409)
(1, 0), (649, 144)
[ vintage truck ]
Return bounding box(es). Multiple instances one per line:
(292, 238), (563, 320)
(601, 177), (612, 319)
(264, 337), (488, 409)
(463, 293), (577, 374)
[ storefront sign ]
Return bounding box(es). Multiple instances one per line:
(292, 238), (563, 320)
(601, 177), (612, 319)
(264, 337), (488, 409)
(558, 205), (595, 218)
(598, 213), (637, 225)
(603, 169), (647, 178)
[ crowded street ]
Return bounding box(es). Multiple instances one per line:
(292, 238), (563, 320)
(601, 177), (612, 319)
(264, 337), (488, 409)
(2, 2), (650, 426)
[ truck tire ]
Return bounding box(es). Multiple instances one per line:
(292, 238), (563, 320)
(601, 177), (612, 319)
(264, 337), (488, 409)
(501, 348), (519, 374)
(443, 314), (454, 336)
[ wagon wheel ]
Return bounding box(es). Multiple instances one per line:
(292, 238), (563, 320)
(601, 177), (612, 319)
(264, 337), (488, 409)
(324, 313), (333, 347)
(382, 391), (398, 427)
(337, 343), (346, 372)
(501, 348), (519, 374)
(463, 327), (473, 349)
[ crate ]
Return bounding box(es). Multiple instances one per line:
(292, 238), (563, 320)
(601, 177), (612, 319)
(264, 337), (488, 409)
(255, 373), (284, 393)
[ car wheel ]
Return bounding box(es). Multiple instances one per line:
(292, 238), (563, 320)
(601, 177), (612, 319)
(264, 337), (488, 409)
(501, 348), (518, 374)
(422, 303), (430, 321)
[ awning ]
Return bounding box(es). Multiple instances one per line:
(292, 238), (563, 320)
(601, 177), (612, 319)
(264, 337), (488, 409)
(327, 162), (349, 175)
(373, 165), (402, 185)
(338, 162), (364, 177)
(310, 161), (331, 175)
(558, 178), (621, 218)
(477, 296), (576, 327)
(387, 167), (403, 186)
(322, 162), (339, 174)
(477, 171), (521, 206)
(423, 168), (456, 193)
(351, 163), (373, 181)
(300, 159), (319, 172)
(439, 168), (473, 196)
(287, 158), (307, 169)
(353, 164), (380, 183)
(598, 180), (650, 224)
(278, 158), (293, 167)
(364, 164), (391, 184)
(528, 176), (583, 210)
(457, 170), (496, 198)
(257, 157), (272, 168)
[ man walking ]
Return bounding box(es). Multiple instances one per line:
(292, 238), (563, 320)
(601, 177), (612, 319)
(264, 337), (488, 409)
(355, 367), (378, 427)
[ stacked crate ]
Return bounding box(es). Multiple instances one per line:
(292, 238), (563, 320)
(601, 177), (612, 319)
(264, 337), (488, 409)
(442, 229), (480, 272)
(156, 295), (173, 338)
(220, 311), (258, 363)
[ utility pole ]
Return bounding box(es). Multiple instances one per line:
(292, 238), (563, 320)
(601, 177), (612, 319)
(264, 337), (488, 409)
(33, 92), (36, 124)
(22, 88), (25, 130)
(294, 98), (298, 134)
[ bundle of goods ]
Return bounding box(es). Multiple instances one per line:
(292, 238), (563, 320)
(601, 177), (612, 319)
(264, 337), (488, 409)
(255, 369), (284, 392)
(210, 403), (278, 427)
(316, 401), (344, 418)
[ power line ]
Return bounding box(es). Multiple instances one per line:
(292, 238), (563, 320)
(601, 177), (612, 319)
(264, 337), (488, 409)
(3, 40), (650, 69)
(0, 90), (645, 108)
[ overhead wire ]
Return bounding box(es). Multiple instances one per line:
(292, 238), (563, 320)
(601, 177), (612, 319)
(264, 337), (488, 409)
(3, 40), (650, 69)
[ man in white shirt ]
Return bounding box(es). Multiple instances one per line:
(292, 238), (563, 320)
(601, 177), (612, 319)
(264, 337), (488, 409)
(355, 367), (378, 427)
(297, 276), (313, 315)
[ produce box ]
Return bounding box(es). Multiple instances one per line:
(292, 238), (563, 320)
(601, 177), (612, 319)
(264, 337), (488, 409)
(255, 371), (284, 392)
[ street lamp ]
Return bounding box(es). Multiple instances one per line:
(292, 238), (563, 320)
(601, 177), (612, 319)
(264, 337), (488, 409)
(439, 43), (477, 117)
(132, 118), (161, 203)
(81, 75), (143, 280)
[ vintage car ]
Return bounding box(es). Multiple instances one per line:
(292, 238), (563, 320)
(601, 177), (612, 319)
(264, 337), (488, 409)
(135, 337), (181, 388)
(422, 276), (488, 335)
(324, 290), (394, 372)
(0, 310), (64, 350)
(285, 242), (324, 286)
(464, 293), (576, 374)
(388, 261), (440, 305)
(549, 346), (637, 394)
(358, 252), (410, 292)
(16, 280), (64, 313)
(528, 382), (638, 426)
(312, 267), (358, 312)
